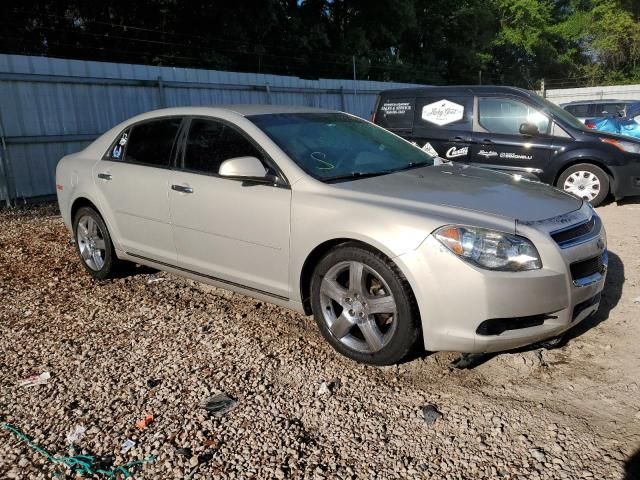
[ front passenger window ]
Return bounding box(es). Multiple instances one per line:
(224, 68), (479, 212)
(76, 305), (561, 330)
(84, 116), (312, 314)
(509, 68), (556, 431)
(478, 97), (549, 135)
(183, 119), (264, 175)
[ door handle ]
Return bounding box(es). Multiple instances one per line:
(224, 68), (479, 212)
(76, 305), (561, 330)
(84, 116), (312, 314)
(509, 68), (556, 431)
(171, 184), (194, 194)
(481, 139), (494, 144)
(448, 136), (467, 142)
(97, 173), (112, 180)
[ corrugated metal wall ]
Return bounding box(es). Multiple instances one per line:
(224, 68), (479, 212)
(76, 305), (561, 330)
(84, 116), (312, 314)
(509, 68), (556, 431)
(546, 84), (640, 105)
(0, 54), (422, 203)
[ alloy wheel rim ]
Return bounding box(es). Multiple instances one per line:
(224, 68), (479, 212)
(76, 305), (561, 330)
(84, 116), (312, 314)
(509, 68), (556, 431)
(76, 215), (106, 271)
(563, 171), (601, 201)
(319, 261), (397, 354)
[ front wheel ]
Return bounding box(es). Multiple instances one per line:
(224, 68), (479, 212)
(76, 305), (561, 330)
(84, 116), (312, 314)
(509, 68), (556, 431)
(557, 163), (609, 207)
(73, 206), (119, 280)
(310, 244), (420, 365)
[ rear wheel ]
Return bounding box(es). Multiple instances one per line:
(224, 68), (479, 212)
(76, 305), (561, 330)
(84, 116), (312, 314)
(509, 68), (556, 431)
(557, 163), (609, 207)
(73, 206), (119, 279)
(310, 244), (420, 365)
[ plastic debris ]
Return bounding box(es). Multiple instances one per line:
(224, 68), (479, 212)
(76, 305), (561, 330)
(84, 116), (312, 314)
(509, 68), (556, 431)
(317, 378), (341, 396)
(18, 371), (51, 387)
(120, 439), (136, 454)
(147, 276), (165, 284)
(65, 425), (86, 444)
(1, 423), (154, 477)
(200, 391), (237, 417)
(135, 415), (154, 430)
(422, 404), (443, 425)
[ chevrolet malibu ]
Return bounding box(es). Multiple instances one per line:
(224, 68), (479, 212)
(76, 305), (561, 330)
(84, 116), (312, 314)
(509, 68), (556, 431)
(56, 106), (608, 365)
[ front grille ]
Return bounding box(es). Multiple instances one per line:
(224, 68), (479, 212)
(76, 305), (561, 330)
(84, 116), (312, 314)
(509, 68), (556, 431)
(551, 215), (599, 248)
(570, 253), (605, 280)
(572, 293), (601, 322)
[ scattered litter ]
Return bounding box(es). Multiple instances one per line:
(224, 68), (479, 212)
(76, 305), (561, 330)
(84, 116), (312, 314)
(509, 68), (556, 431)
(120, 438), (136, 454)
(147, 276), (165, 284)
(422, 404), (443, 425)
(1, 423), (154, 477)
(147, 378), (162, 389)
(176, 447), (192, 457)
(65, 425), (86, 444)
(200, 391), (237, 417)
(317, 378), (341, 396)
(135, 415), (154, 430)
(633, 296), (640, 304)
(451, 353), (486, 369)
(18, 371), (51, 387)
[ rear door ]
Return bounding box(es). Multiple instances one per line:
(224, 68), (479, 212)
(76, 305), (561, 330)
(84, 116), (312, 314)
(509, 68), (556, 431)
(471, 96), (554, 179)
(409, 95), (474, 161)
(93, 117), (183, 263)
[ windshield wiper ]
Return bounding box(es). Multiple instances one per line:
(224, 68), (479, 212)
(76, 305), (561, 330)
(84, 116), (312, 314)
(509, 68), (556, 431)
(324, 161), (433, 183)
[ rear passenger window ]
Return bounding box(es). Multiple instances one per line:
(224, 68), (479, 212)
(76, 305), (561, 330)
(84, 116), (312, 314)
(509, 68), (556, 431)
(414, 96), (473, 131)
(124, 118), (182, 167)
(375, 98), (415, 130)
(183, 119), (264, 175)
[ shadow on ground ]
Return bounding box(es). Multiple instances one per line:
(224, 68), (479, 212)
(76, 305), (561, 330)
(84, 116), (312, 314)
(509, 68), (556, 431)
(432, 249), (624, 370)
(625, 447), (640, 480)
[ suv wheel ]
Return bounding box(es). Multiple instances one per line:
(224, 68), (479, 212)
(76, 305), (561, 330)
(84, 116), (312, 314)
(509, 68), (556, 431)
(557, 163), (609, 207)
(73, 206), (119, 279)
(310, 244), (420, 365)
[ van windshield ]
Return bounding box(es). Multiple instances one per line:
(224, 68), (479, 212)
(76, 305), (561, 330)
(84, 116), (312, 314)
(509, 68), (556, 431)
(538, 96), (589, 131)
(249, 112), (434, 182)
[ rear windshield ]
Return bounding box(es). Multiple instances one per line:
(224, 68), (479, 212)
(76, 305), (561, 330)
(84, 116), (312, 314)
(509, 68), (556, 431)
(374, 97), (415, 130)
(249, 112), (434, 182)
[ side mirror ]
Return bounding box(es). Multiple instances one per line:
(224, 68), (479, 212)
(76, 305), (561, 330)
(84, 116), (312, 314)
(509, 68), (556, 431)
(519, 122), (540, 136)
(219, 156), (268, 178)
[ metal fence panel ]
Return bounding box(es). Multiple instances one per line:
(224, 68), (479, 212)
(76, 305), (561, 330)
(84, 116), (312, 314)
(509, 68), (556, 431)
(0, 54), (423, 202)
(546, 84), (640, 105)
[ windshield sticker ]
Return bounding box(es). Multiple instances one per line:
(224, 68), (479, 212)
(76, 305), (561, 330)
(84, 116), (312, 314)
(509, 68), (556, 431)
(478, 149), (498, 158)
(381, 101), (412, 115)
(421, 99), (464, 126)
(419, 142), (439, 157)
(499, 152), (533, 160)
(446, 146), (468, 158)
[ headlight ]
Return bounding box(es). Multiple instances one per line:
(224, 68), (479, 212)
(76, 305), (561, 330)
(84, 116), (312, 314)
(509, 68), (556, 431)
(601, 137), (640, 154)
(434, 225), (542, 271)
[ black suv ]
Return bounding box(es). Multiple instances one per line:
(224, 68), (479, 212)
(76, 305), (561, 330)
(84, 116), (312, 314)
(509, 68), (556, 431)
(372, 86), (640, 206)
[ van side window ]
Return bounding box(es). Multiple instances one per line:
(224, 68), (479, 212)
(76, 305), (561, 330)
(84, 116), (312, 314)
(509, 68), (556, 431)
(183, 119), (264, 175)
(375, 97), (415, 131)
(124, 118), (182, 167)
(414, 96), (473, 131)
(478, 97), (550, 135)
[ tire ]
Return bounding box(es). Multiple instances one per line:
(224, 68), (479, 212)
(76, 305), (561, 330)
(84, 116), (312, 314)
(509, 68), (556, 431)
(556, 163), (609, 207)
(72, 206), (119, 280)
(310, 243), (420, 365)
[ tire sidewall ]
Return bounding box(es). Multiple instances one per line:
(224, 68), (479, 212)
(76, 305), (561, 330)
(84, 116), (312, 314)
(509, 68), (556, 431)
(310, 245), (419, 365)
(73, 206), (115, 280)
(557, 163), (609, 207)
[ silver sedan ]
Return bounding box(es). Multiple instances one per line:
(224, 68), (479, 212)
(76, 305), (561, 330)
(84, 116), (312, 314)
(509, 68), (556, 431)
(56, 106), (607, 365)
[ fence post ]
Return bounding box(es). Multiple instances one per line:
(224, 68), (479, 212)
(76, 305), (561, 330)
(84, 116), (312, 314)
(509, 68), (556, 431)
(157, 76), (166, 108)
(265, 83), (272, 104)
(340, 86), (346, 111)
(0, 113), (13, 207)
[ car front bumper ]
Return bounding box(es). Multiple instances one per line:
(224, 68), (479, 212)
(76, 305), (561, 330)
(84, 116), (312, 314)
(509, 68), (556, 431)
(611, 157), (640, 199)
(396, 206), (607, 353)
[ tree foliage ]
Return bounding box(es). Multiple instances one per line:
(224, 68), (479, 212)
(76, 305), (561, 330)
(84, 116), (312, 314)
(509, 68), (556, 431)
(2, 0), (640, 87)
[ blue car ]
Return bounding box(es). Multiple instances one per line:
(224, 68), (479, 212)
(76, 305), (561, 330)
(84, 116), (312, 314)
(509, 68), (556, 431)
(585, 102), (640, 139)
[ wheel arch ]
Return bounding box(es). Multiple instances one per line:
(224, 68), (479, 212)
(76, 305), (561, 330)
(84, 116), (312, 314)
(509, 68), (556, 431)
(553, 158), (614, 188)
(298, 238), (420, 321)
(70, 197), (101, 225)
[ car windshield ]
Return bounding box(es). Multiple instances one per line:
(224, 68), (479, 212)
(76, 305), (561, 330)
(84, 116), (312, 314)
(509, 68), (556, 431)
(248, 112), (434, 182)
(538, 96), (589, 131)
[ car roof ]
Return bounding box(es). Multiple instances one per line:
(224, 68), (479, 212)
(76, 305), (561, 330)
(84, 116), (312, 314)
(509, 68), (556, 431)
(560, 99), (640, 106)
(127, 105), (337, 122)
(377, 85), (538, 98)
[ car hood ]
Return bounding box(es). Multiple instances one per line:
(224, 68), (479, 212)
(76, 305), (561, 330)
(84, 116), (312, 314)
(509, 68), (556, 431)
(335, 164), (582, 222)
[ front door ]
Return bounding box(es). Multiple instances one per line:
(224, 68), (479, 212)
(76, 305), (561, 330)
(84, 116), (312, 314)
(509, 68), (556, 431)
(409, 95), (474, 161)
(169, 117), (291, 299)
(472, 96), (554, 180)
(93, 117), (182, 264)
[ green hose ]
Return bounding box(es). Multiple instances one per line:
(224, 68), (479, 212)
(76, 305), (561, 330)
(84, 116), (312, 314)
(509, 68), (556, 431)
(1, 423), (155, 478)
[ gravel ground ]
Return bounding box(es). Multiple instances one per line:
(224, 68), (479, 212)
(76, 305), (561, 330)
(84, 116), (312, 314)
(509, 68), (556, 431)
(1, 201), (639, 479)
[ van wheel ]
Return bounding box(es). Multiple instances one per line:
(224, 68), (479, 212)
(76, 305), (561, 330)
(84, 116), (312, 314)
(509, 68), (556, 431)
(73, 206), (120, 280)
(310, 244), (420, 365)
(557, 164), (609, 207)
